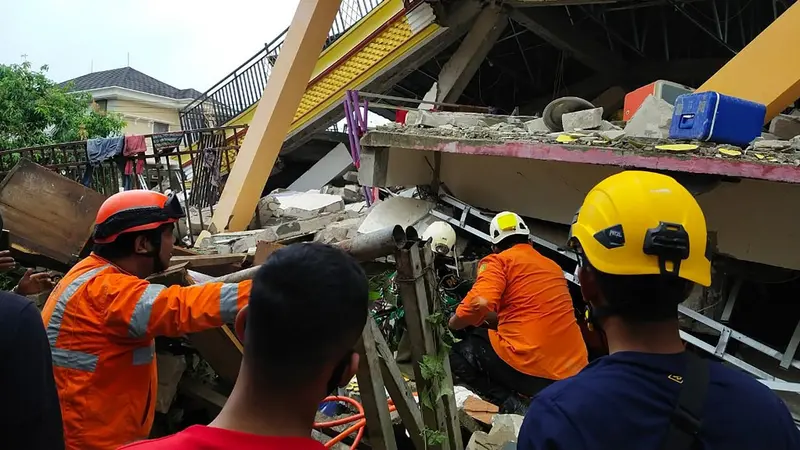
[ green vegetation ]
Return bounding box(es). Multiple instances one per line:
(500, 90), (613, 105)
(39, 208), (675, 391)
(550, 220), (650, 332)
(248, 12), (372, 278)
(0, 62), (126, 150)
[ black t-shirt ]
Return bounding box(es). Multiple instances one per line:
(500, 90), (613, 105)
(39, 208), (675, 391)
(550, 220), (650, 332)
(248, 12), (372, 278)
(0, 291), (64, 449)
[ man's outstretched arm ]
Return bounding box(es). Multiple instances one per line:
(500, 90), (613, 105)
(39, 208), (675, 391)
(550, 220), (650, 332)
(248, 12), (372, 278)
(100, 274), (252, 340)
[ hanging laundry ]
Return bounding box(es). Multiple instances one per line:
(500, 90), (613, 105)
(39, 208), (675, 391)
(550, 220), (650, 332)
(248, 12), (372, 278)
(86, 137), (125, 164)
(123, 135), (147, 175)
(202, 147), (221, 188)
(151, 133), (184, 154)
(83, 137), (124, 187)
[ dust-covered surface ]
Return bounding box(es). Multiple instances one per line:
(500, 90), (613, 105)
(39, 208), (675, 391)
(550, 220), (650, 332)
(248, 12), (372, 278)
(368, 120), (800, 167)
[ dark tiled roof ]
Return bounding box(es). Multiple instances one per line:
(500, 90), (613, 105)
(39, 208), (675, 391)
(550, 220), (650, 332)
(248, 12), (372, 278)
(61, 67), (202, 100)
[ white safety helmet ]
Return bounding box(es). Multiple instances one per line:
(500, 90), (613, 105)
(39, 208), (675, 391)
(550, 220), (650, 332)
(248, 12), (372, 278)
(422, 221), (457, 256)
(489, 211), (530, 245)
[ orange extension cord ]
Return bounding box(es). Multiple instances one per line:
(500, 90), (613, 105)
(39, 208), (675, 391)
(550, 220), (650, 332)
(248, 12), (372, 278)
(314, 396), (397, 450)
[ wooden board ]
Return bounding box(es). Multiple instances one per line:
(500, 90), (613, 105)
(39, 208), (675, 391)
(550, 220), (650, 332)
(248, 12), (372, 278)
(170, 254), (248, 268)
(253, 241), (284, 265)
(188, 325), (243, 384)
(0, 158), (104, 265)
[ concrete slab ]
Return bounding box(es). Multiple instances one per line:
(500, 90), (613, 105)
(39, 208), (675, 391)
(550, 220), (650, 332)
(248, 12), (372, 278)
(358, 196), (435, 234)
(288, 143), (354, 191)
(258, 190), (344, 224)
(359, 129), (800, 271)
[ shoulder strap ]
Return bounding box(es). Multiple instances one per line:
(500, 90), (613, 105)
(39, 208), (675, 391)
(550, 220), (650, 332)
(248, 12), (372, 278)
(661, 351), (710, 450)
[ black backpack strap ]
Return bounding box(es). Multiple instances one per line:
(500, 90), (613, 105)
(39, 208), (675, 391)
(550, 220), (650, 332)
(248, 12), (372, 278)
(662, 352), (710, 450)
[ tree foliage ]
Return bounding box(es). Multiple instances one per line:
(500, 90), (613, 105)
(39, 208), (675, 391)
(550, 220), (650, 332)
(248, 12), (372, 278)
(0, 62), (126, 150)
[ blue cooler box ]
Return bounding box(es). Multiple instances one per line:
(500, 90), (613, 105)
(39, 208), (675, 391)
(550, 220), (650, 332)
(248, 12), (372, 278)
(669, 92), (766, 147)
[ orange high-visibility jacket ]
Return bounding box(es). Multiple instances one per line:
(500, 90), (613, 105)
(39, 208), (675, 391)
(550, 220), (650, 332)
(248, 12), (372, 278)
(455, 244), (588, 380)
(41, 254), (251, 450)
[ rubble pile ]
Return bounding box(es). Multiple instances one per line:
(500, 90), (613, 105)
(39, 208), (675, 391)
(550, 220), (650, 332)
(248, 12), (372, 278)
(198, 187), (370, 253)
(375, 102), (800, 166)
(466, 413), (525, 450)
(193, 184), (450, 257)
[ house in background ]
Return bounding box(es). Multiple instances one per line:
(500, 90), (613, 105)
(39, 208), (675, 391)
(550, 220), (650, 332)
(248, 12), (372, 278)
(62, 67), (201, 135)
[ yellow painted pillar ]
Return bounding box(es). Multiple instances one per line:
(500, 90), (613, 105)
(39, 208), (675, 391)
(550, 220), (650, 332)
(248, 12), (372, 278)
(207, 0), (343, 234)
(698, 2), (800, 122)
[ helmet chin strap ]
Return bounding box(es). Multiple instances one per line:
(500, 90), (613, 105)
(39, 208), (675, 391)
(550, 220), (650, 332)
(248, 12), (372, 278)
(144, 229), (166, 274)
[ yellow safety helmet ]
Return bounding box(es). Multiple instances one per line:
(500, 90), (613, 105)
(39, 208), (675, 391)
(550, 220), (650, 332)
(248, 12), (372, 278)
(489, 211), (529, 245)
(568, 171), (711, 287)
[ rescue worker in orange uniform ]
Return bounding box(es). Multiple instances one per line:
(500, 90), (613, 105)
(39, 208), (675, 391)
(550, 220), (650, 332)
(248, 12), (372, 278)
(448, 211), (588, 413)
(41, 190), (252, 450)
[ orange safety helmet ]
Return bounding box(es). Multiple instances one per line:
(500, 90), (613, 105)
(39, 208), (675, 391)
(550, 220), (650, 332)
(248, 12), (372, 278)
(94, 190), (185, 244)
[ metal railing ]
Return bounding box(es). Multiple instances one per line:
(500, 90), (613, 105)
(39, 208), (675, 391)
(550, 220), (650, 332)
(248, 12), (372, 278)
(180, 0), (384, 145)
(0, 126), (248, 247)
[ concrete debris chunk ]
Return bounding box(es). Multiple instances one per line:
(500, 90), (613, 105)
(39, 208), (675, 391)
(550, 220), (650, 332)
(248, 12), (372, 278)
(257, 190), (344, 224)
(599, 120), (623, 131)
(752, 139), (793, 151)
(769, 114), (800, 140)
(344, 201), (368, 218)
(492, 414), (525, 438)
(524, 118), (550, 134)
(791, 135), (800, 151)
(562, 107), (604, 132)
(342, 171), (359, 183)
(405, 110), (455, 128)
(599, 129), (626, 141)
(489, 122), (523, 133)
(466, 413), (524, 450)
(321, 184), (364, 204)
(405, 110), (539, 130)
(624, 95), (674, 139)
(314, 217), (364, 244)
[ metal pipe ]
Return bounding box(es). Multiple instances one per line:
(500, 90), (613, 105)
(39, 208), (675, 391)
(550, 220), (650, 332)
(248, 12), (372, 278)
(211, 225), (407, 283)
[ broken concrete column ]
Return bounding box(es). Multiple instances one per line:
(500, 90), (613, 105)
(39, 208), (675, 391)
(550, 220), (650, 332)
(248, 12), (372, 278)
(624, 95), (674, 139)
(562, 107), (604, 131)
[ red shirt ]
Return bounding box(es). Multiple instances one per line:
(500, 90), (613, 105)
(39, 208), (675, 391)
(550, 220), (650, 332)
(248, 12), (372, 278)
(119, 425), (328, 450)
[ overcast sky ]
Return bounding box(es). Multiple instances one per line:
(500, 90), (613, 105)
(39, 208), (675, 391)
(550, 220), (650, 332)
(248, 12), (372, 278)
(1, 0), (301, 92)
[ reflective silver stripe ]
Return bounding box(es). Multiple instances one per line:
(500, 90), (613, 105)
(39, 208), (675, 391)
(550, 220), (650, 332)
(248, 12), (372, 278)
(132, 342), (155, 366)
(46, 265), (110, 347)
(128, 284), (167, 339)
(51, 347), (99, 372)
(220, 283), (240, 324)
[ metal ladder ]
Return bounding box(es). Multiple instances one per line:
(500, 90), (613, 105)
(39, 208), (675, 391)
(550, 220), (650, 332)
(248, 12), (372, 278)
(431, 193), (800, 394)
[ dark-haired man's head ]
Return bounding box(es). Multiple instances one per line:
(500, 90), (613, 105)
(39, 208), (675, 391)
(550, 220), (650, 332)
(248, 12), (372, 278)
(492, 234), (530, 253)
(578, 260), (693, 324)
(92, 224), (175, 278)
(577, 257), (694, 355)
(233, 242), (369, 404)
